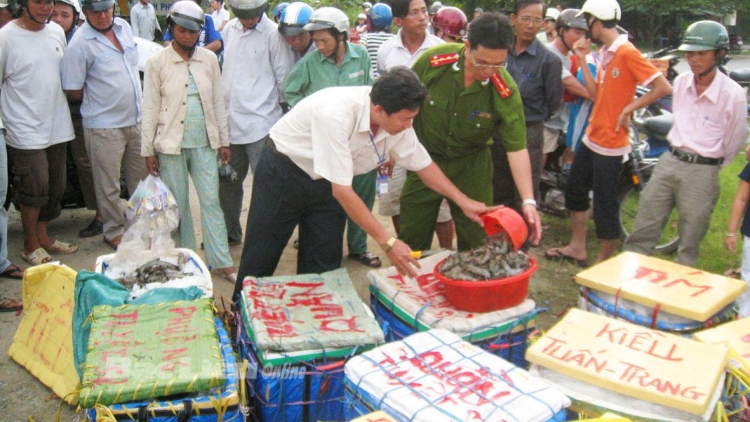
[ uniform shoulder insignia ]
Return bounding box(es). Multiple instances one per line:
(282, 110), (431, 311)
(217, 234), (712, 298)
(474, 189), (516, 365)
(491, 73), (512, 99)
(429, 52), (460, 68)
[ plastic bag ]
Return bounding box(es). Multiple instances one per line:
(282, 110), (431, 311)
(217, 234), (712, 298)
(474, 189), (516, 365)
(125, 174), (180, 231)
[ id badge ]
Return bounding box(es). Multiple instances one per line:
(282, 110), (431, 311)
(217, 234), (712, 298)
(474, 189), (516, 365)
(376, 174), (389, 195)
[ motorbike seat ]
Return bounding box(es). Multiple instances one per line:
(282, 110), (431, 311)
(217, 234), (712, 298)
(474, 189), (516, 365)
(729, 68), (750, 84)
(643, 114), (674, 137)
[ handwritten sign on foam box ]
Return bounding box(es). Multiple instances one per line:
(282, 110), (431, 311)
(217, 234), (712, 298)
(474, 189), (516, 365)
(526, 309), (728, 415)
(694, 317), (750, 368)
(575, 252), (746, 321)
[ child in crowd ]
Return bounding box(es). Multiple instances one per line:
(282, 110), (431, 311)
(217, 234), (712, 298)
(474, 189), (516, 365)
(725, 157), (750, 317)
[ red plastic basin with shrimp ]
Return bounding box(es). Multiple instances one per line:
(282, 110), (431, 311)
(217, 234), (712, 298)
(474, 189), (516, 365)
(481, 206), (528, 251)
(434, 256), (537, 313)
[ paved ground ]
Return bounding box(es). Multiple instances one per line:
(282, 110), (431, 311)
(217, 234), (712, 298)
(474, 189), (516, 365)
(0, 173), (577, 421)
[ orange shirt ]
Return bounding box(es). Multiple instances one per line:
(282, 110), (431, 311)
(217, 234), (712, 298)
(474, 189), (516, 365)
(585, 38), (660, 153)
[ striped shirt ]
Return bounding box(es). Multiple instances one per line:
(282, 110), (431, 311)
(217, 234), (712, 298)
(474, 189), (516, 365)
(360, 31), (394, 79)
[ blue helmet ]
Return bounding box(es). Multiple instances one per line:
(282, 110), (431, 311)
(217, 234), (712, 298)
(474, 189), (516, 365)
(278, 2), (314, 36)
(272, 2), (288, 20)
(368, 3), (392, 30)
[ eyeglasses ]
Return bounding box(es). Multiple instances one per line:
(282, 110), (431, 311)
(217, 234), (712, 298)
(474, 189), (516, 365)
(469, 51), (506, 70)
(518, 15), (543, 26)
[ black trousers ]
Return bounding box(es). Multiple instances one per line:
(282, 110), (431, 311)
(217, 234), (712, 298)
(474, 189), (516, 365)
(235, 144), (347, 298)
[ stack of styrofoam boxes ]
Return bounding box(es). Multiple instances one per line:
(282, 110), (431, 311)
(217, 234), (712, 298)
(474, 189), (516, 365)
(235, 268), (385, 421)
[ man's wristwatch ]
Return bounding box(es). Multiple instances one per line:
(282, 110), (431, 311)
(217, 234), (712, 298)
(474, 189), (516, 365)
(381, 237), (397, 253)
(522, 199), (538, 208)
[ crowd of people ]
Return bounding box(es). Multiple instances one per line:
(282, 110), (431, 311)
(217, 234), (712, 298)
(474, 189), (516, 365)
(0, 0), (747, 312)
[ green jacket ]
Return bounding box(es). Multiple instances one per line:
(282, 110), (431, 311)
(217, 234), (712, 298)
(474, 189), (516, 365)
(411, 43), (527, 160)
(284, 42), (373, 107)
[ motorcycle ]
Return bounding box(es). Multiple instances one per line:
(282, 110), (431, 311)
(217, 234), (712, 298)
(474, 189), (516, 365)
(617, 114), (679, 254)
(539, 119), (679, 254)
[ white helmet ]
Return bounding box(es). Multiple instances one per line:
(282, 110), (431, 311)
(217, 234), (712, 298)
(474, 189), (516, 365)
(577, 0), (621, 22)
(544, 7), (559, 21)
(167, 0), (205, 31)
(303, 7), (349, 33)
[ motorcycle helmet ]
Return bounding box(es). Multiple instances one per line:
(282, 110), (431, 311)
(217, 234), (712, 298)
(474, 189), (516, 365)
(303, 6), (349, 34)
(678, 20), (729, 52)
(544, 7), (559, 22)
(431, 6), (467, 38)
(556, 9), (586, 30)
(167, 0), (205, 31)
(229, 0), (267, 20)
(272, 2), (287, 20)
(428, 1), (442, 16)
(368, 2), (392, 30)
(577, 0), (620, 22)
(278, 1), (313, 36)
(81, 0), (114, 12)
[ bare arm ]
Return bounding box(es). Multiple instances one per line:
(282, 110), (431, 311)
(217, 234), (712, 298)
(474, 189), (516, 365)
(573, 38), (597, 99)
(563, 74), (592, 101)
(331, 183), (420, 278)
(617, 74), (671, 132)
(64, 89), (83, 101)
(726, 180), (750, 253)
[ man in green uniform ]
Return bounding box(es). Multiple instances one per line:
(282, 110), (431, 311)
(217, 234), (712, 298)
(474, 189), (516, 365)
(400, 12), (541, 251)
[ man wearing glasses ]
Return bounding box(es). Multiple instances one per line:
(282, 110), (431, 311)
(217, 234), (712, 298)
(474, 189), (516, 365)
(399, 12), (542, 252)
(492, 0), (562, 213)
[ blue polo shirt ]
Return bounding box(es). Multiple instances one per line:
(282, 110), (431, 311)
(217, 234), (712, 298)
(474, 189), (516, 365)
(61, 17), (142, 129)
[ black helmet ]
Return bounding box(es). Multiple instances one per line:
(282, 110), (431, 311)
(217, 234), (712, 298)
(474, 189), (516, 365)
(81, 0), (114, 12)
(556, 9), (586, 30)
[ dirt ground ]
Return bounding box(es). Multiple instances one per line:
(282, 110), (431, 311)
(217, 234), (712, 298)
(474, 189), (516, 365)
(0, 176), (579, 421)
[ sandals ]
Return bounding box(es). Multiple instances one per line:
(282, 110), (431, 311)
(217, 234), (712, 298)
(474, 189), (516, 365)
(0, 263), (24, 280)
(0, 297), (22, 313)
(348, 252), (382, 268)
(44, 239), (78, 255)
(21, 248), (52, 266)
(215, 268), (238, 284)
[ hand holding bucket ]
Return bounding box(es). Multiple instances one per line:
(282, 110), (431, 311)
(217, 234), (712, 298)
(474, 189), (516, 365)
(480, 206), (528, 251)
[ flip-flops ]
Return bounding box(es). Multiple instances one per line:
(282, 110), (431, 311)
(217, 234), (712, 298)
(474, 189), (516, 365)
(21, 248), (52, 266)
(348, 252), (382, 268)
(44, 239), (78, 255)
(543, 248), (588, 268)
(0, 264), (24, 280)
(0, 297), (22, 313)
(215, 269), (238, 284)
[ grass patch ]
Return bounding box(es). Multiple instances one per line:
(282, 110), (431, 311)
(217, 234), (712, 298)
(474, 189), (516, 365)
(539, 153), (747, 276)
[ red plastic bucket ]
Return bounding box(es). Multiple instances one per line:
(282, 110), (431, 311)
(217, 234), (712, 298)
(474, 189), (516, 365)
(434, 257), (537, 313)
(481, 207), (528, 251)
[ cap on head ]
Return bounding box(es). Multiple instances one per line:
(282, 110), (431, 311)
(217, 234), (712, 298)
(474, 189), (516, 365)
(678, 20), (729, 52)
(278, 1), (313, 36)
(303, 6), (349, 33)
(577, 0), (621, 22)
(168, 0), (205, 31)
(82, 0), (114, 12)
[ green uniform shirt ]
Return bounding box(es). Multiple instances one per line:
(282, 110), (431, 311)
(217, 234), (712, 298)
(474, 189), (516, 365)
(411, 43), (526, 159)
(284, 42), (373, 107)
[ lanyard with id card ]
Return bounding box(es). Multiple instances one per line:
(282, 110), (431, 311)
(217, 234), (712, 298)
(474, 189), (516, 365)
(370, 132), (389, 195)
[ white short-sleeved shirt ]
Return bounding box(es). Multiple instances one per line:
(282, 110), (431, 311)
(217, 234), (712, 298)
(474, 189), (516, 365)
(269, 86), (432, 185)
(376, 29), (443, 74)
(0, 22), (74, 149)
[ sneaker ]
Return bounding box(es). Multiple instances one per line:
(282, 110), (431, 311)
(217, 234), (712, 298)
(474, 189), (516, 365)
(78, 219), (103, 238)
